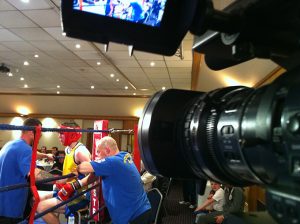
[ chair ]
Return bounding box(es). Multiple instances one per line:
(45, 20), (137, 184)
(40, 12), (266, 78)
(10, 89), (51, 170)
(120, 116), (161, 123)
(75, 207), (89, 224)
(147, 188), (163, 224)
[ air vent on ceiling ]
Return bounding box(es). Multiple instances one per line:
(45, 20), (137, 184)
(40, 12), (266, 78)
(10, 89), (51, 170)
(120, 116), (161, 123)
(0, 63), (10, 73)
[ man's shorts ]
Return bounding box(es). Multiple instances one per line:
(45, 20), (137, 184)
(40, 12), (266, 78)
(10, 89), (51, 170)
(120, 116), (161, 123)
(54, 190), (90, 217)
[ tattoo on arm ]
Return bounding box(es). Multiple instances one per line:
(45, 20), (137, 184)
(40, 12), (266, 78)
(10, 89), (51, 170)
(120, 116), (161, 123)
(35, 169), (54, 181)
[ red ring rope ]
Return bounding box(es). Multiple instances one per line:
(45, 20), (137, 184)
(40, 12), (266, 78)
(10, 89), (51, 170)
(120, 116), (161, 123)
(28, 125), (42, 224)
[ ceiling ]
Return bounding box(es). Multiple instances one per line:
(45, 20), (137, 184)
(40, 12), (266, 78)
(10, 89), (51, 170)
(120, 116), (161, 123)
(0, 0), (279, 99)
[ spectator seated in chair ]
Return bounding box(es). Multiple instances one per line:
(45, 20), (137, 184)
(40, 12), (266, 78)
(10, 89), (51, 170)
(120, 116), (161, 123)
(196, 184), (245, 224)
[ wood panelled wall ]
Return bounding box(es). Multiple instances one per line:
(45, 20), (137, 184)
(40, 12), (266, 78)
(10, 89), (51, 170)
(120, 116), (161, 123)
(123, 120), (138, 130)
(85, 119), (138, 151)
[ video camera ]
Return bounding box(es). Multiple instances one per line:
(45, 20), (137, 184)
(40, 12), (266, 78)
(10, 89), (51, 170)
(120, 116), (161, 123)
(61, 0), (300, 223)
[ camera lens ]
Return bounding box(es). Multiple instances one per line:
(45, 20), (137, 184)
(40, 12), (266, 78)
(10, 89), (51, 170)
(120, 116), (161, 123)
(138, 67), (300, 188)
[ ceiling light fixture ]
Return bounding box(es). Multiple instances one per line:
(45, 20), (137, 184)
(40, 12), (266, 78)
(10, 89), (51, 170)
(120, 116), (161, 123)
(20, 77), (24, 81)
(110, 73), (115, 78)
(16, 106), (30, 116)
(57, 85), (60, 88)
(150, 61), (155, 67)
(24, 84), (28, 88)
(91, 85), (95, 89)
(34, 54), (39, 58)
(62, 32), (66, 36)
(97, 61), (101, 65)
(21, 0), (29, 3)
(134, 108), (144, 117)
(75, 44), (81, 49)
(133, 93), (136, 95)
(57, 91), (60, 94)
(162, 86), (166, 90)
(23, 61), (29, 66)
(125, 86), (128, 90)
(116, 79), (119, 82)
(8, 72), (13, 77)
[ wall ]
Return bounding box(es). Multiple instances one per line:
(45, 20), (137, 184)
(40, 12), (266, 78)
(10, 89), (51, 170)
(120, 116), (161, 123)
(0, 117), (124, 150)
(0, 94), (149, 118)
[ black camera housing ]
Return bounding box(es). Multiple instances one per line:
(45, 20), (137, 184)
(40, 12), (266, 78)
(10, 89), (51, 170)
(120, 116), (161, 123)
(61, 0), (300, 223)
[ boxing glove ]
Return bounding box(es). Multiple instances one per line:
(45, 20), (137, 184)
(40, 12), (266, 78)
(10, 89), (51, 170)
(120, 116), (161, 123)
(53, 182), (64, 191)
(57, 179), (82, 201)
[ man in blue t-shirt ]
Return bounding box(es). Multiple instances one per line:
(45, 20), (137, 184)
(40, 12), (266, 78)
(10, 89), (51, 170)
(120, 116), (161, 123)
(60, 136), (152, 224)
(0, 118), (53, 223)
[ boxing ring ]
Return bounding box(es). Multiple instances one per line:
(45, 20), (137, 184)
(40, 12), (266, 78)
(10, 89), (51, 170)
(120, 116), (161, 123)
(0, 123), (140, 224)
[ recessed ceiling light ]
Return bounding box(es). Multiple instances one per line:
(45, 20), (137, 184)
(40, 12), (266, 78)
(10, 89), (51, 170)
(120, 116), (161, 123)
(140, 89), (149, 91)
(62, 32), (66, 36)
(97, 61), (101, 65)
(150, 61), (155, 67)
(20, 77), (24, 81)
(116, 79), (119, 82)
(23, 61), (29, 66)
(57, 85), (60, 88)
(110, 73), (115, 78)
(125, 86), (128, 90)
(75, 44), (81, 49)
(34, 54), (39, 58)
(91, 85), (95, 89)
(7, 72), (13, 77)
(162, 86), (166, 90)
(24, 84), (28, 88)
(57, 91), (60, 94)
(21, 0), (29, 3)
(133, 93), (136, 95)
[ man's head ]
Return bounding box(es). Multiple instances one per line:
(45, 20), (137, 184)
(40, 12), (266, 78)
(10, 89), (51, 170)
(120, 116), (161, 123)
(210, 181), (222, 191)
(58, 121), (82, 146)
(40, 145), (47, 153)
(51, 146), (58, 155)
(22, 118), (42, 146)
(96, 136), (119, 159)
(58, 151), (65, 164)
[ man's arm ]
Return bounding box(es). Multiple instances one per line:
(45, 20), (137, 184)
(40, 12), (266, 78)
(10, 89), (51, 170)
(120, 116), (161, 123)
(195, 198), (214, 211)
(75, 147), (91, 164)
(215, 215), (225, 224)
(37, 152), (54, 161)
(80, 173), (98, 187)
(27, 168), (54, 181)
(78, 161), (95, 174)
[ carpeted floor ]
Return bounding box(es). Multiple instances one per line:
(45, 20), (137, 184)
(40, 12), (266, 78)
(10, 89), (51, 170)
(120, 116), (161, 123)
(162, 180), (196, 224)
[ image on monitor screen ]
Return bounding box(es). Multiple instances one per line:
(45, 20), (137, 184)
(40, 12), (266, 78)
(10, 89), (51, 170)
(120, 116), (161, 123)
(73, 0), (168, 27)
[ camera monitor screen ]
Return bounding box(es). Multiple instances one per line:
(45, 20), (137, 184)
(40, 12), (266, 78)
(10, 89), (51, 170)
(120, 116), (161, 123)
(73, 0), (167, 28)
(61, 0), (200, 55)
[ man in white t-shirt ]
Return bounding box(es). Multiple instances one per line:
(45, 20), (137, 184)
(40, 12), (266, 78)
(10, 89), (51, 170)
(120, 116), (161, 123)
(194, 181), (224, 213)
(196, 184), (245, 224)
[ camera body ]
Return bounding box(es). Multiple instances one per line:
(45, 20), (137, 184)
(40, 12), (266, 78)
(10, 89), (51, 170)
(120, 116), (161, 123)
(61, 0), (300, 223)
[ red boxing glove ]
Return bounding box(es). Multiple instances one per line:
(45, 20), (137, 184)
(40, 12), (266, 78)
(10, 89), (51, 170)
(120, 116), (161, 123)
(54, 182), (64, 191)
(57, 179), (82, 201)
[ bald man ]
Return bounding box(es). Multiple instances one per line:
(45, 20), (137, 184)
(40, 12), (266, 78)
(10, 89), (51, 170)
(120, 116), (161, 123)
(75, 136), (151, 224)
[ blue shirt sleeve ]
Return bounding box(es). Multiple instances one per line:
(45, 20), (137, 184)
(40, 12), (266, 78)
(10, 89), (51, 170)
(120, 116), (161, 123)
(18, 145), (32, 178)
(90, 158), (113, 177)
